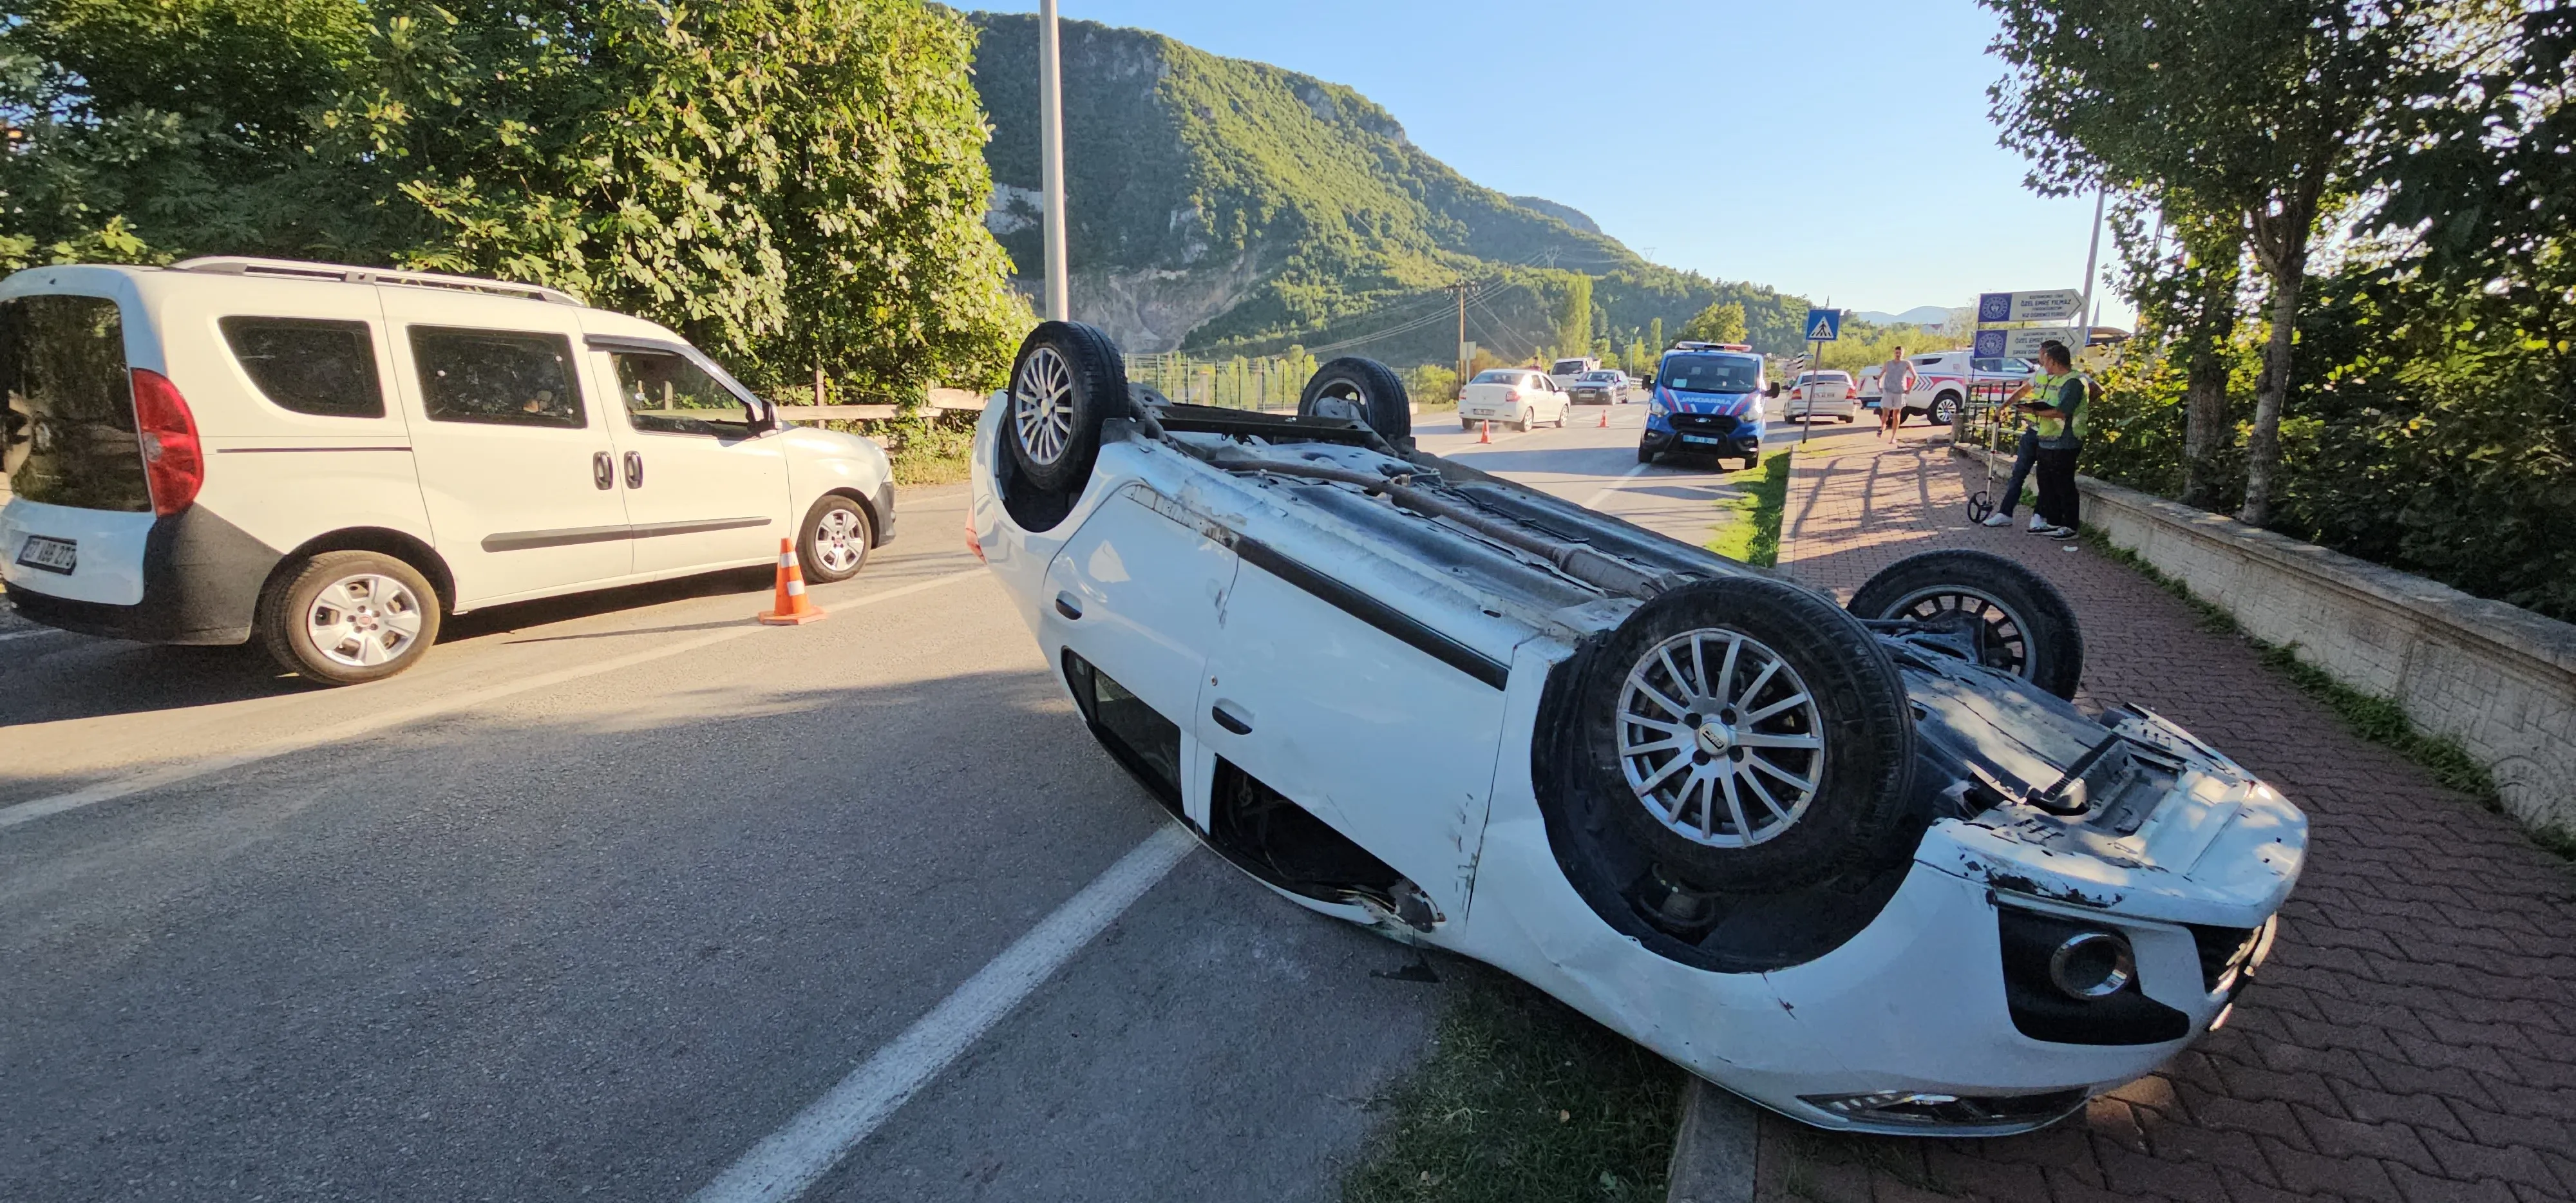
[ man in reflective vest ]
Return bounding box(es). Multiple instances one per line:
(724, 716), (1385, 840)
(2009, 340), (2090, 540)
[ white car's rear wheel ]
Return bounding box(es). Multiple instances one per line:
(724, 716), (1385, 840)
(1005, 321), (1128, 494)
(1616, 628), (1824, 849)
(1847, 549), (2084, 697)
(261, 551), (441, 686)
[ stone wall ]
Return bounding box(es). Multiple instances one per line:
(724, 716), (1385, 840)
(2063, 464), (2576, 833)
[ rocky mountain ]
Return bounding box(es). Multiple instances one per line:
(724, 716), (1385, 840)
(969, 14), (1812, 363)
(1850, 306), (1956, 328)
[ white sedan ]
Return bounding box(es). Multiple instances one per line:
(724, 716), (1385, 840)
(1456, 368), (1571, 431)
(974, 324), (2306, 1136)
(1783, 370), (1859, 422)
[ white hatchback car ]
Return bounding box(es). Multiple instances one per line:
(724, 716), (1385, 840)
(0, 258), (895, 684)
(974, 323), (2306, 1136)
(1457, 368), (1572, 431)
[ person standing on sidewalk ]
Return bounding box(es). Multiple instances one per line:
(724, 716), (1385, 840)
(1875, 348), (1915, 440)
(2014, 340), (2089, 539)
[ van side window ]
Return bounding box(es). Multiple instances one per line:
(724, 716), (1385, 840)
(611, 351), (754, 439)
(220, 318), (384, 419)
(409, 327), (583, 429)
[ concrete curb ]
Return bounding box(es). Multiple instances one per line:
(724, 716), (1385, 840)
(1664, 1078), (1759, 1203)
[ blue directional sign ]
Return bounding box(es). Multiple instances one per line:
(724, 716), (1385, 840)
(1803, 308), (1842, 342)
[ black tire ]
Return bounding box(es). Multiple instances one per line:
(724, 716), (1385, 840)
(1582, 576), (1918, 895)
(259, 551), (442, 686)
(1636, 443), (1656, 465)
(1005, 321), (1129, 493)
(1461, 418), (1475, 431)
(1846, 548), (2084, 698)
(798, 493), (873, 583)
(1297, 356), (1412, 443)
(1932, 393), (1962, 426)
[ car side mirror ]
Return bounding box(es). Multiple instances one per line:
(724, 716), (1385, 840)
(1640, 373), (1654, 387)
(1766, 383), (1782, 399)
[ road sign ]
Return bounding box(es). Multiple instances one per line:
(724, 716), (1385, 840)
(1975, 326), (2085, 357)
(1803, 308), (1842, 341)
(1976, 290), (2083, 324)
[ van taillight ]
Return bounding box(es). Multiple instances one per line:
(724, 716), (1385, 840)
(130, 368), (203, 516)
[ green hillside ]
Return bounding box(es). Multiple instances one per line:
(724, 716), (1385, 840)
(969, 14), (1811, 363)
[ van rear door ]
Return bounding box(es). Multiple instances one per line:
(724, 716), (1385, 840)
(0, 291), (160, 607)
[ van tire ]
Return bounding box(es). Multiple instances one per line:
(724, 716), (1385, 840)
(260, 551), (442, 686)
(799, 495), (873, 583)
(1297, 357), (1412, 443)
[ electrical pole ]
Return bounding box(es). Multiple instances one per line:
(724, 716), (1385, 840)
(1455, 280), (1469, 388)
(2075, 186), (2105, 347)
(1039, 0), (1070, 322)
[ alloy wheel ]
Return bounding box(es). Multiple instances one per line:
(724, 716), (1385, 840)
(305, 573), (425, 668)
(1883, 585), (2034, 679)
(1615, 627), (1826, 848)
(814, 507), (866, 575)
(1012, 346), (1075, 468)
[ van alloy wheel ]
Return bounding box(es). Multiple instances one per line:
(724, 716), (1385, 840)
(1012, 345), (1075, 469)
(813, 506), (866, 576)
(1615, 627), (1826, 849)
(305, 573), (426, 668)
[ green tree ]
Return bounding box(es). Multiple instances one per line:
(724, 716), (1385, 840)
(1649, 317), (1664, 353)
(1553, 272), (1594, 361)
(1679, 301), (1747, 345)
(1984, 0), (2436, 525)
(0, 0), (1022, 396)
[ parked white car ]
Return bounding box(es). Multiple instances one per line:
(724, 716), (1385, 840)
(0, 258), (895, 684)
(1782, 371), (1857, 422)
(1457, 368), (1571, 431)
(972, 323), (2306, 1136)
(1568, 369), (1629, 406)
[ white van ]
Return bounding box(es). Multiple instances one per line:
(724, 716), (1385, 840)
(0, 258), (896, 684)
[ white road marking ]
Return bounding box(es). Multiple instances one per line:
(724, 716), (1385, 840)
(1580, 460), (1656, 511)
(0, 567), (987, 831)
(0, 628), (61, 644)
(688, 823), (1199, 1203)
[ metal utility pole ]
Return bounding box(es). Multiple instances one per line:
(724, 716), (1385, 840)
(1038, 0), (1070, 322)
(1455, 281), (1469, 386)
(2075, 187), (2105, 346)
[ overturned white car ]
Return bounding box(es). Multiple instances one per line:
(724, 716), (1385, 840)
(969, 323), (2306, 1135)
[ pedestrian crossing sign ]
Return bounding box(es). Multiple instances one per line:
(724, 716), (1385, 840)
(1803, 308), (1842, 341)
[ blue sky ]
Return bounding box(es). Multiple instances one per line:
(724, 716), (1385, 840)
(976, 0), (2132, 326)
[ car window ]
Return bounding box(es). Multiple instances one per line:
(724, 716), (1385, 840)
(1063, 651), (1180, 802)
(612, 350), (754, 439)
(0, 294), (149, 512)
(1913, 355), (1944, 367)
(1658, 354), (1761, 393)
(1471, 370), (1519, 384)
(221, 317), (384, 419)
(410, 327), (583, 429)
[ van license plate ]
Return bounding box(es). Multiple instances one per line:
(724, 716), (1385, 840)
(1681, 435), (1719, 446)
(15, 536), (75, 575)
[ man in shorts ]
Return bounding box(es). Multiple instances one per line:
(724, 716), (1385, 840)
(1876, 348), (1915, 440)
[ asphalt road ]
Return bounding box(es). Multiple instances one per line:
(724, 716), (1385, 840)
(0, 404), (1768, 1202)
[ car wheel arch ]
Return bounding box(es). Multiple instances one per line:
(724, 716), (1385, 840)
(269, 527), (457, 615)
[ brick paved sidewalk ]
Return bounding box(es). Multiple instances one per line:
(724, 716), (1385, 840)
(1755, 426), (2576, 1203)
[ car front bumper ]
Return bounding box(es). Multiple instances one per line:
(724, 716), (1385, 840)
(1643, 414), (1761, 457)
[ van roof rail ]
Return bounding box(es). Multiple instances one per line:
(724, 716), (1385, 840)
(170, 257), (585, 307)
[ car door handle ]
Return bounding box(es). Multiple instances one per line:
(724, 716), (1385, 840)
(623, 450), (643, 489)
(1209, 701), (1252, 735)
(1053, 591), (1083, 620)
(592, 451), (614, 490)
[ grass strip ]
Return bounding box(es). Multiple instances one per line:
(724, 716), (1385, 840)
(1707, 450), (1794, 567)
(1340, 970), (1683, 1203)
(2079, 529), (2575, 860)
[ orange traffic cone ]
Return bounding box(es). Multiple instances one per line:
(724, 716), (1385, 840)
(757, 538), (828, 625)
(1598, 406), (1609, 428)
(1478, 420), (1492, 444)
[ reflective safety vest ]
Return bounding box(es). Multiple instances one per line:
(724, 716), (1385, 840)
(2031, 371), (2090, 444)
